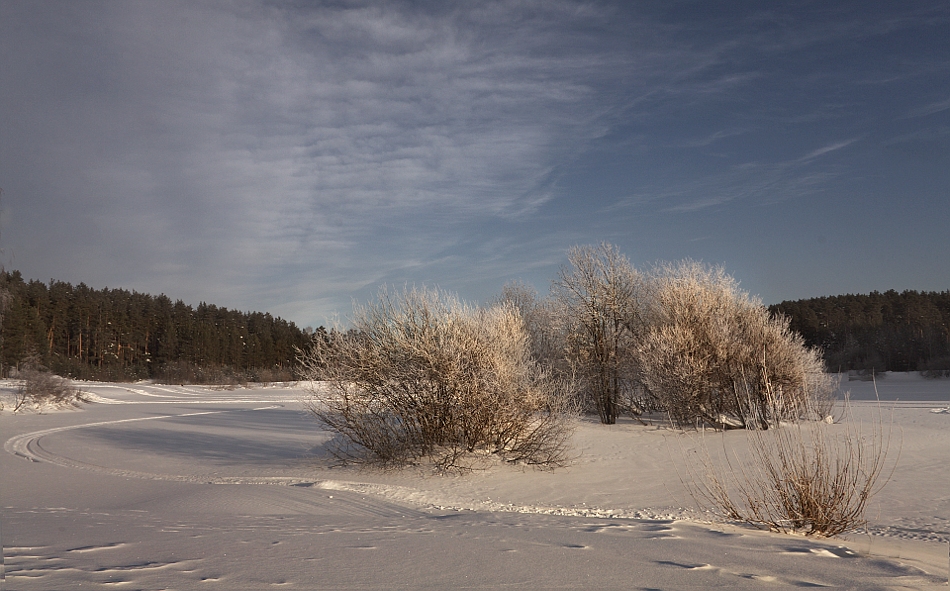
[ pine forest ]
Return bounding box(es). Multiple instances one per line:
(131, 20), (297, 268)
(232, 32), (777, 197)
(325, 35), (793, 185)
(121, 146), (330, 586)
(0, 270), (311, 383)
(1, 270), (947, 382)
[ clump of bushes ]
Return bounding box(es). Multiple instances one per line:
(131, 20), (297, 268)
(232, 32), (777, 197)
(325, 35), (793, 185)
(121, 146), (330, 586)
(298, 249), (834, 463)
(517, 246), (833, 429)
(298, 287), (575, 470)
(299, 245), (890, 537)
(11, 368), (88, 412)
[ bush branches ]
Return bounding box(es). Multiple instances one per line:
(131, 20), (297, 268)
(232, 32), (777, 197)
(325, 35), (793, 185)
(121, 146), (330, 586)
(12, 369), (88, 413)
(553, 244), (648, 424)
(298, 287), (575, 471)
(548, 251), (833, 428)
(683, 386), (897, 537)
(639, 261), (834, 429)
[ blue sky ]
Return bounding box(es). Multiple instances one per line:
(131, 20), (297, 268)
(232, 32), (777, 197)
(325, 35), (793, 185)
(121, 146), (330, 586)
(2, 1), (948, 328)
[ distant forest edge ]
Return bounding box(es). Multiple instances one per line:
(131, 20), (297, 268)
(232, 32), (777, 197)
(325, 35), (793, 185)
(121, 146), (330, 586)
(0, 270), (312, 383)
(769, 290), (950, 375)
(1, 270), (948, 382)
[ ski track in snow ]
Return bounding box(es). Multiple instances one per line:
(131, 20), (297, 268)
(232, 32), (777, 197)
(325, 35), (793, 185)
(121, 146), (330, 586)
(2, 378), (949, 588)
(3, 403), (692, 522)
(5, 380), (948, 538)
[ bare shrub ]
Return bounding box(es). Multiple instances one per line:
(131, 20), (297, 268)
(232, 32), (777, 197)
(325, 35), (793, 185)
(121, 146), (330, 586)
(684, 387), (897, 537)
(553, 244), (649, 424)
(156, 361), (248, 387)
(13, 369), (88, 412)
(298, 286), (575, 471)
(494, 281), (568, 374)
(639, 261), (833, 429)
(246, 365), (296, 384)
(919, 356), (950, 379)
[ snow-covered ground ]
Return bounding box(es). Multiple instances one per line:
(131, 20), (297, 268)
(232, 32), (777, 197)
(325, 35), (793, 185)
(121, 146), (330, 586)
(2, 375), (947, 589)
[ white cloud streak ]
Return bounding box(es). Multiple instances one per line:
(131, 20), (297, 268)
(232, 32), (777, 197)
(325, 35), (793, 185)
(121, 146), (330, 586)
(798, 138), (859, 162)
(2, 1), (947, 323)
(904, 97), (950, 118)
(2, 1), (632, 320)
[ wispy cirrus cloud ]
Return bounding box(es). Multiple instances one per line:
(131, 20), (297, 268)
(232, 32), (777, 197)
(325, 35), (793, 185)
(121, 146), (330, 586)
(605, 137), (857, 215)
(798, 138), (860, 162)
(2, 1), (948, 322)
(2, 1), (635, 318)
(903, 97), (950, 118)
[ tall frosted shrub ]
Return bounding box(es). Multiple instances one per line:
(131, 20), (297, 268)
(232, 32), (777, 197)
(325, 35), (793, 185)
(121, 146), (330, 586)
(638, 261), (833, 429)
(553, 244), (649, 424)
(299, 287), (575, 470)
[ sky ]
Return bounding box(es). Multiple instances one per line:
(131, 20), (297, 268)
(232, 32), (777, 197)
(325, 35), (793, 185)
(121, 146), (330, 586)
(2, 1), (948, 329)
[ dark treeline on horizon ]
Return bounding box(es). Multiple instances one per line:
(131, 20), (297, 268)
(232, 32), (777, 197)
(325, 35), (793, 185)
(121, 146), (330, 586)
(0, 270), (313, 382)
(2, 270), (948, 381)
(770, 290), (950, 374)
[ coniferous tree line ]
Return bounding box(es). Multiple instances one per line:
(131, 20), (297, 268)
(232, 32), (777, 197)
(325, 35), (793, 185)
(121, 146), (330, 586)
(0, 270), (312, 383)
(3, 266), (945, 382)
(769, 290), (950, 374)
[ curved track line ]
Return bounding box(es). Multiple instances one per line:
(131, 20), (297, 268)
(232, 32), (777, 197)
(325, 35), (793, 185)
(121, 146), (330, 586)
(3, 409), (309, 484)
(5, 410), (229, 473)
(82, 393), (299, 404)
(3, 406), (693, 522)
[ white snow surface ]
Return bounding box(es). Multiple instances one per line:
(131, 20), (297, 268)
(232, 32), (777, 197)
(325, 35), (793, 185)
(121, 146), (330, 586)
(1, 374), (947, 589)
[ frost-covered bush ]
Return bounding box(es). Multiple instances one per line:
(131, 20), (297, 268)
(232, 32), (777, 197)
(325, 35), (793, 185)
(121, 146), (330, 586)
(494, 281), (567, 375)
(638, 261), (834, 429)
(498, 248), (834, 429)
(298, 287), (575, 470)
(552, 244), (649, 424)
(12, 369), (88, 412)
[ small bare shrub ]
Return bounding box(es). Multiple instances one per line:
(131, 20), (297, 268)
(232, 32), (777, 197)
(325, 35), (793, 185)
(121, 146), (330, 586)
(298, 286), (576, 471)
(919, 356), (950, 379)
(683, 382), (896, 537)
(13, 369), (88, 412)
(156, 361), (248, 387)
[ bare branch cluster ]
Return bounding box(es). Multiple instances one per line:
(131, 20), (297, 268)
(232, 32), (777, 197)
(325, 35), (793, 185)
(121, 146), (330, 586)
(12, 369), (88, 412)
(552, 244), (649, 424)
(639, 260), (835, 429)
(544, 249), (833, 428)
(298, 286), (576, 471)
(494, 281), (568, 374)
(684, 387), (897, 537)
